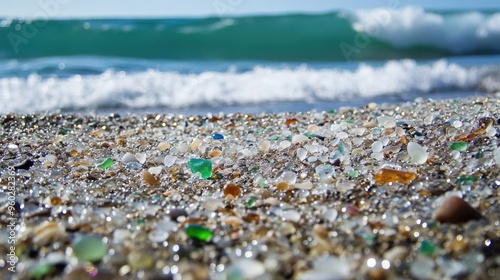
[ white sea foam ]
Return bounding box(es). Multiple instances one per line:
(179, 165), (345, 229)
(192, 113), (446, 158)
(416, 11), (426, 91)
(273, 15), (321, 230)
(351, 6), (500, 53)
(0, 59), (487, 113)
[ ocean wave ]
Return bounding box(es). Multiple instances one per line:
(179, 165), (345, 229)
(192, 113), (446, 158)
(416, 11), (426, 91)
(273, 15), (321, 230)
(1, 7), (500, 61)
(350, 6), (500, 53)
(0, 59), (490, 113)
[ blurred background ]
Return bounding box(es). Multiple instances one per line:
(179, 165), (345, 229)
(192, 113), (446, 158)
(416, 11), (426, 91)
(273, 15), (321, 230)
(1, 0), (500, 114)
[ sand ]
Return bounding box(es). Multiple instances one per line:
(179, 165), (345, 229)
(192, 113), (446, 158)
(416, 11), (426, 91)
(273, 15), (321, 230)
(0, 95), (499, 279)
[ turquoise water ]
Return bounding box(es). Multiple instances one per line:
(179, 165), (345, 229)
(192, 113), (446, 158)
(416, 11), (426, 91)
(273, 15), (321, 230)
(1, 7), (500, 114)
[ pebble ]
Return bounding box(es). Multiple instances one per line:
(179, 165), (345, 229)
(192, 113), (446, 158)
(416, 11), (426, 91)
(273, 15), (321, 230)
(298, 256), (351, 280)
(163, 155), (177, 167)
(73, 235), (107, 262)
(296, 148), (308, 161)
(321, 209), (338, 223)
(135, 153), (147, 164)
(371, 141), (383, 153)
(410, 256), (435, 280)
(494, 147), (500, 165)
(283, 209), (301, 223)
(121, 153), (138, 164)
(315, 164), (335, 181)
(407, 142), (428, 164)
(292, 134), (309, 144)
(157, 141), (171, 151)
(432, 196), (482, 224)
(226, 259), (265, 279)
(33, 221), (66, 246)
(383, 246), (410, 263)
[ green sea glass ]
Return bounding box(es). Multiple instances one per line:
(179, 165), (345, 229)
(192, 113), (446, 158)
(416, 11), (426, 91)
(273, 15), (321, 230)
(185, 224), (212, 242)
(97, 157), (113, 169)
(187, 158), (212, 179)
(450, 142), (467, 151)
(73, 235), (107, 262)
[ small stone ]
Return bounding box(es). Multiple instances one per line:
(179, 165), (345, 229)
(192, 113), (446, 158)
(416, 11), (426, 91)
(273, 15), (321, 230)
(135, 153), (147, 164)
(407, 142), (428, 164)
(187, 158), (212, 179)
(168, 208), (188, 222)
(294, 181), (313, 190)
(450, 142), (467, 152)
(383, 246), (410, 263)
(223, 183), (242, 199)
(157, 141), (171, 151)
(257, 140), (270, 152)
(190, 138), (202, 150)
(209, 149), (222, 157)
(143, 170), (160, 185)
(315, 164), (335, 181)
(432, 196), (482, 224)
(292, 134), (309, 144)
(374, 168), (417, 184)
(410, 256), (435, 280)
(283, 209), (301, 222)
(33, 221), (66, 245)
(163, 155), (177, 167)
(494, 147), (500, 165)
(97, 157), (113, 169)
(296, 148), (308, 161)
(322, 209), (338, 223)
(128, 251), (155, 270)
(185, 224), (212, 242)
(73, 235), (107, 262)
(212, 133), (224, 140)
(226, 259), (265, 279)
(148, 166), (163, 176)
(243, 213), (260, 223)
(121, 153), (138, 164)
(14, 159), (34, 170)
(371, 141), (383, 153)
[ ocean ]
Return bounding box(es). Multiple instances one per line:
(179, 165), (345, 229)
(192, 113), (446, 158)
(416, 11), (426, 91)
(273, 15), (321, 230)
(1, 6), (500, 115)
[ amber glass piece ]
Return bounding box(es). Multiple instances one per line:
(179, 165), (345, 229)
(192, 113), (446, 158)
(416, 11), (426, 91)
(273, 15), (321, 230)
(143, 170), (160, 185)
(374, 168), (417, 184)
(285, 118), (298, 125)
(276, 182), (290, 191)
(223, 183), (241, 198)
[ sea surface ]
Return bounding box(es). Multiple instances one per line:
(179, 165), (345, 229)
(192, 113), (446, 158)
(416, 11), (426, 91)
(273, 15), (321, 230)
(1, 6), (500, 115)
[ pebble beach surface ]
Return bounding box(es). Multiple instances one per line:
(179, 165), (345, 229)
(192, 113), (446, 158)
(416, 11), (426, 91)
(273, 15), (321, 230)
(1, 95), (500, 279)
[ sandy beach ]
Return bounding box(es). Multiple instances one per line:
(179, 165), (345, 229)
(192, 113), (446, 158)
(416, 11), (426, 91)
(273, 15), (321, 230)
(1, 95), (499, 279)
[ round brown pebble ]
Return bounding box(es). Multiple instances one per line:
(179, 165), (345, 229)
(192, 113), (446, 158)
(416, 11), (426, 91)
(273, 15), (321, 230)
(432, 196), (482, 224)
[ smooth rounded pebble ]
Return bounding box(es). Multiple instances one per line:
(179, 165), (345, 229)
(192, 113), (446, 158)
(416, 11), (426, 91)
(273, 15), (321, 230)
(407, 142), (428, 164)
(432, 196), (482, 224)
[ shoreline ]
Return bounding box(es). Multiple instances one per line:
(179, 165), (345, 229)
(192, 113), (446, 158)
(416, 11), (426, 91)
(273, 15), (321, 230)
(1, 95), (499, 279)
